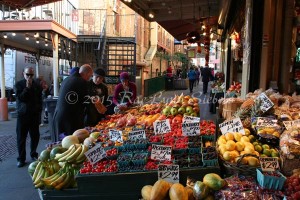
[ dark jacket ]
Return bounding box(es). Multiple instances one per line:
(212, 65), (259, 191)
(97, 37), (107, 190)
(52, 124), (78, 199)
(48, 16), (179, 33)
(85, 80), (108, 126)
(14, 79), (43, 117)
(53, 73), (89, 136)
(202, 67), (213, 82)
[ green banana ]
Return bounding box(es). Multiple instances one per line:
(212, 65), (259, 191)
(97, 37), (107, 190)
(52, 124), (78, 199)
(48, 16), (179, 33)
(66, 145), (82, 163)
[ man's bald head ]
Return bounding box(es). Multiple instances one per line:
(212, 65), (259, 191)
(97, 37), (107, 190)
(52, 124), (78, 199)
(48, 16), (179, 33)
(79, 64), (93, 81)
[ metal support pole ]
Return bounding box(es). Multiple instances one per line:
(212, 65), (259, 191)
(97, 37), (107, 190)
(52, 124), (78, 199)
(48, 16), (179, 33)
(52, 33), (59, 97)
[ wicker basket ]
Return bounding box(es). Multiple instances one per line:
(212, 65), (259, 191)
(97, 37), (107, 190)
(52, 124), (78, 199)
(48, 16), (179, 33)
(221, 98), (243, 120)
(219, 153), (260, 177)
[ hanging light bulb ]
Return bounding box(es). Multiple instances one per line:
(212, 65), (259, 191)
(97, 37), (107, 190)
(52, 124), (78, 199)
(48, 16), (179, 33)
(34, 32), (39, 38)
(12, 32), (16, 36)
(3, 34), (7, 38)
(45, 42), (48, 46)
(148, 11), (154, 18)
(36, 39), (39, 44)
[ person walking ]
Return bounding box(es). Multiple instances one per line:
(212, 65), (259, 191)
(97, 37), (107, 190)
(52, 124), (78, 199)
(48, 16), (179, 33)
(52, 64), (93, 140)
(85, 68), (109, 127)
(201, 65), (214, 94)
(187, 67), (197, 93)
(14, 67), (43, 167)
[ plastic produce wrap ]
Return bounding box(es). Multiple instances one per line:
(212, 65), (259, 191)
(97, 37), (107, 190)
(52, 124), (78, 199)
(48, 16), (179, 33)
(280, 129), (300, 159)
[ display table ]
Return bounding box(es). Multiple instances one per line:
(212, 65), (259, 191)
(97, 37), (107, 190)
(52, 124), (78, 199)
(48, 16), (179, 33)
(209, 92), (224, 114)
(174, 79), (188, 90)
(39, 166), (220, 200)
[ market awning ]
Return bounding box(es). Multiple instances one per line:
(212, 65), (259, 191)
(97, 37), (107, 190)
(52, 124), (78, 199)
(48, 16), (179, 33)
(0, 0), (62, 9)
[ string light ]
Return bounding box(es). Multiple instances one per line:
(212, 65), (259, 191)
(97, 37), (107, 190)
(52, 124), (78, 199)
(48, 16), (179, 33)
(12, 33), (16, 36)
(3, 34), (7, 38)
(148, 11), (154, 19)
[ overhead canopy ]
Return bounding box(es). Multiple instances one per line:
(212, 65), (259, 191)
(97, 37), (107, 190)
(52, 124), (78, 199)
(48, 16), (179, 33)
(0, 0), (62, 9)
(120, 0), (220, 41)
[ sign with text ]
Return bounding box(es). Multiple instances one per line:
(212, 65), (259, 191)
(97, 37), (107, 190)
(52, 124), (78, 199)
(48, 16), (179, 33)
(183, 116), (200, 123)
(158, 164), (179, 183)
(128, 130), (146, 140)
(84, 143), (106, 165)
(151, 144), (172, 161)
(154, 119), (171, 135)
(283, 120), (300, 130)
(256, 93), (274, 113)
(182, 122), (200, 136)
(109, 129), (123, 143)
(259, 157), (279, 172)
(219, 118), (245, 135)
(256, 117), (278, 127)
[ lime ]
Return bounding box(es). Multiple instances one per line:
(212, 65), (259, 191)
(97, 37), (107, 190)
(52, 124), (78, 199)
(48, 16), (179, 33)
(262, 144), (270, 150)
(254, 145), (263, 153)
(263, 149), (271, 157)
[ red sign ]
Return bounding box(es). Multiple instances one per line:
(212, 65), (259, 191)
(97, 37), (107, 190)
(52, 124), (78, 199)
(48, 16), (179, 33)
(72, 10), (78, 22)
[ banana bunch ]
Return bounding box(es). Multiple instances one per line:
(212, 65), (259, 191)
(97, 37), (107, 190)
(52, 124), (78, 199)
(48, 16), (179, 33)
(54, 144), (88, 164)
(32, 160), (61, 188)
(41, 162), (79, 190)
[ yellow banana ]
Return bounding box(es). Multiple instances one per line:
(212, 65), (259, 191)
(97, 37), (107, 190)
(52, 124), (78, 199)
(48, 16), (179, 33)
(32, 161), (43, 181)
(42, 172), (60, 186)
(55, 145), (75, 160)
(75, 144), (88, 162)
(66, 145), (82, 163)
(50, 172), (67, 187)
(54, 172), (71, 190)
(58, 145), (77, 162)
(33, 166), (45, 185)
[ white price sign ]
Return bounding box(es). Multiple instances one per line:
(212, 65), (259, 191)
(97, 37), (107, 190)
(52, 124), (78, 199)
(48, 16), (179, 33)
(109, 129), (123, 143)
(256, 93), (274, 113)
(154, 119), (171, 135)
(183, 116), (200, 123)
(256, 117), (278, 127)
(259, 157), (279, 172)
(283, 119), (300, 130)
(182, 122), (200, 136)
(151, 144), (172, 161)
(128, 130), (146, 140)
(158, 164), (179, 183)
(84, 143), (106, 165)
(219, 118), (245, 135)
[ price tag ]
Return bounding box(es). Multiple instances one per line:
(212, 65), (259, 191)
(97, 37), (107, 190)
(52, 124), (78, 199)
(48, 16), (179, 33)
(183, 116), (200, 123)
(84, 143), (106, 165)
(153, 119), (171, 135)
(151, 144), (172, 161)
(132, 125), (145, 131)
(158, 164), (179, 183)
(283, 121), (293, 130)
(109, 129), (123, 143)
(259, 157), (279, 172)
(182, 122), (200, 136)
(128, 130), (146, 140)
(256, 117), (278, 127)
(256, 93), (274, 113)
(219, 118), (245, 135)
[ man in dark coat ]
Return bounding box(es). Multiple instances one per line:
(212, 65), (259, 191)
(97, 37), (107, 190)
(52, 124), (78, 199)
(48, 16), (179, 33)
(201, 65), (214, 94)
(52, 64), (93, 140)
(14, 67), (43, 167)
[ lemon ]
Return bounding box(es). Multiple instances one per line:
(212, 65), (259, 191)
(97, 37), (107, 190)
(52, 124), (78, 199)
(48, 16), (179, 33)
(225, 132), (234, 141)
(233, 132), (242, 142)
(217, 138), (227, 146)
(244, 128), (251, 136)
(253, 151), (260, 157)
(235, 157), (248, 165)
(248, 135), (255, 143)
(223, 151), (232, 161)
(273, 131), (280, 138)
(236, 142), (245, 152)
(243, 142), (254, 149)
(219, 135), (226, 141)
(225, 140), (236, 151)
(230, 150), (240, 159)
(241, 136), (250, 143)
(248, 157), (259, 166)
(240, 151), (246, 155)
(254, 145), (263, 153)
(252, 142), (259, 146)
(244, 146), (255, 154)
(219, 145), (227, 155)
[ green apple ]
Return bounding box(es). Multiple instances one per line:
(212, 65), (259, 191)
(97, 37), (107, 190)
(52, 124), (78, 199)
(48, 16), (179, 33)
(191, 112), (198, 117)
(254, 145), (263, 153)
(185, 106), (193, 114)
(163, 107), (171, 115)
(178, 107), (186, 115)
(270, 149), (279, 157)
(263, 149), (271, 157)
(170, 107), (178, 116)
(90, 132), (100, 139)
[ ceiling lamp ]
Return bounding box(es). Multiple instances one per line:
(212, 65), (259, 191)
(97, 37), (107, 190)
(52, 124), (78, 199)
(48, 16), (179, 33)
(36, 39), (39, 44)
(148, 11), (154, 19)
(12, 33), (16, 36)
(25, 34), (29, 40)
(45, 42), (48, 46)
(34, 32), (39, 38)
(3, 34), (7, 38)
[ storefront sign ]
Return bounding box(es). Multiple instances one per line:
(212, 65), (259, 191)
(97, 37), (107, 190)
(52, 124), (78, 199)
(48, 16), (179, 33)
(154, 119), (171, 135)
(158, 164), (179, 183)
(84, 143), (106, 165)
(219, 118), (245, 135)
(151, 144), (172, 161)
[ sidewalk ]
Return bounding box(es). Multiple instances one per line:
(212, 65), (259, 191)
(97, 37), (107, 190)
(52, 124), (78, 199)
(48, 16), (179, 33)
(0, 83), (217, 200)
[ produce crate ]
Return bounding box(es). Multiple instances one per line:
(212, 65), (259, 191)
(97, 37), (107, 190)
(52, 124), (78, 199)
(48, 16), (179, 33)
(256, 169), (286, 190)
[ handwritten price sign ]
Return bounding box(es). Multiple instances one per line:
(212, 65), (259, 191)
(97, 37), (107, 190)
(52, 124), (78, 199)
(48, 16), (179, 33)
(109, 129), (123, 143)
(256, 117), (278, 127)
(219, 118), (245, 135)
(182, 122), (200, 136)
(84, 143), (106, 165)
(128, 130), (146, 140)
(259, 157), (279, 172)
(283, 119), (300, 130)
(158, 164), (179, 183)
(183, 116), (200, 123)
(154, 119), (171, 135)
(256, 93), (274, 113)
(151, 144), (172, 161)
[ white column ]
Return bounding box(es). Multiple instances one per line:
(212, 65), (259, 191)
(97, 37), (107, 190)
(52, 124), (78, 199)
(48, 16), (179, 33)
(0, 43), (5, 98)
(241, 0), (253, 98)
(35, 52), (40, 78)
(52, 33), (59, 97)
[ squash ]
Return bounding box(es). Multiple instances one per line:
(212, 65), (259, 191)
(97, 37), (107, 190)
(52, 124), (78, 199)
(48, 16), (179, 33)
(28, 161), (39, 176)
(61, 135), (79, 149)
(203, 173), (226, 190)
(39, 149), (51, 161)
(193, 181), (210, 200)
(50, 146), (67, 160)
(141, 185), (152, 200)
(169, 183), (188, 200)
(150, 179), (171, 200)
(73, 129), (89, 143)
(83, 137), (96, 148)
(185, 186), (195, 200)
